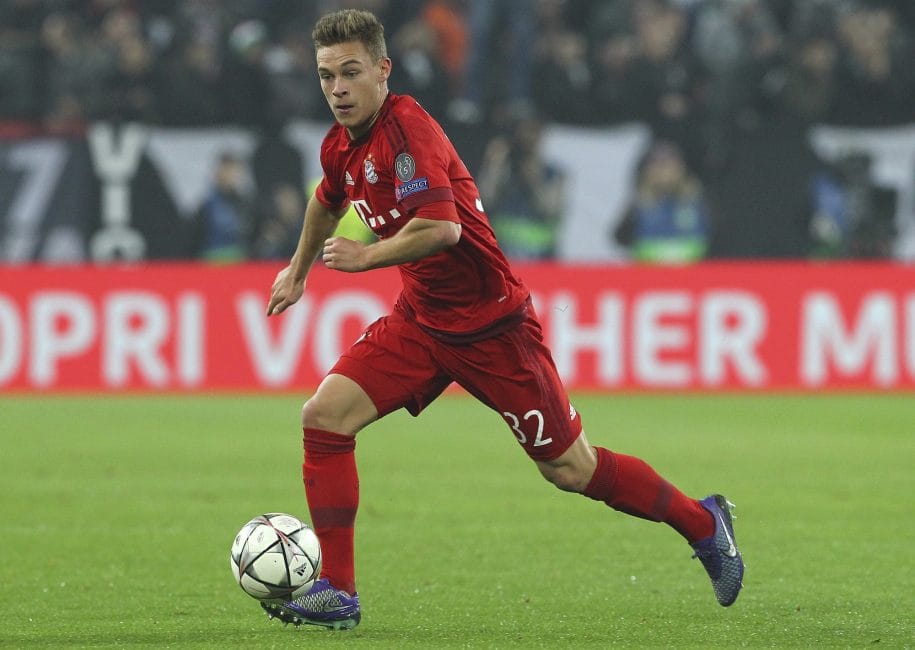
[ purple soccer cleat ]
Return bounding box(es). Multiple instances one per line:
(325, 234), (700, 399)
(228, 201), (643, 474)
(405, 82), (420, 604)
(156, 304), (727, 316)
(261, 578), (361, 630)
(690, 494), (744, 606)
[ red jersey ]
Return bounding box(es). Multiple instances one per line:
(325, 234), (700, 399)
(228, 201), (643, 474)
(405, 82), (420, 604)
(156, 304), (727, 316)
(315, 93), (529, 336)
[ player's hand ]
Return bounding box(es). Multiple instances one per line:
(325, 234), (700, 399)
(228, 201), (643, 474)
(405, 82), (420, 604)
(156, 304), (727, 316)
(266, 265), (305, 316)
(323, 236), (367, 272)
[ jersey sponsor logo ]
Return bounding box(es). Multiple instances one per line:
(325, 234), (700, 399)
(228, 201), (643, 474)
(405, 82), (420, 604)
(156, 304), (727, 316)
(350, 197), (403, 229)
(363, 155), (378, 184)
(394, 152), (416, 182)
(395, 177), (429, 201)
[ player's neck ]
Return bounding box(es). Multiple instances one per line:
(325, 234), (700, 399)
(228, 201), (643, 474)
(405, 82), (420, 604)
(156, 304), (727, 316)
(346, 91), (389, 141)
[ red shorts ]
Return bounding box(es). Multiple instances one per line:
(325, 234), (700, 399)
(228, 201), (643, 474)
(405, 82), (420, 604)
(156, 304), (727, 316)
(330, 303), (583, 461)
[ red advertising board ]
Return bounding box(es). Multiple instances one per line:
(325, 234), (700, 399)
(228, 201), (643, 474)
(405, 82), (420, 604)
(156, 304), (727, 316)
(1, 262), (913, 392)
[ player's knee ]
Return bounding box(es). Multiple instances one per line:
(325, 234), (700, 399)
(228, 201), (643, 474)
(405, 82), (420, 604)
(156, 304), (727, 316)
(301, 397), (344, 433)
(539, 463), (589, 493)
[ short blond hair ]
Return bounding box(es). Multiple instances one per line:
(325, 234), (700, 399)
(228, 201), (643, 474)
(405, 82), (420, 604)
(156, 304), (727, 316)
(312, 9), (387, 61)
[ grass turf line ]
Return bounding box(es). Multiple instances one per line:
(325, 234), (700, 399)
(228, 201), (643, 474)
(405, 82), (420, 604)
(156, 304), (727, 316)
(0, 394), (912, 648)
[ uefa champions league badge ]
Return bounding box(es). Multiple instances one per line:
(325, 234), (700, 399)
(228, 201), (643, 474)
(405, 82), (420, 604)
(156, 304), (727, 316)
(364, 154), (379, 184)
(395, 153), (416, 182)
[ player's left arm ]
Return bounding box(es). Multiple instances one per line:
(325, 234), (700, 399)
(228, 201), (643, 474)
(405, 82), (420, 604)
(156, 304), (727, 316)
(322, 211), (461, 272)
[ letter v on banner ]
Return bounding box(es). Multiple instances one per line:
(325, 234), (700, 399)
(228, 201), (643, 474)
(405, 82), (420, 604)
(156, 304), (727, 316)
(236, 293), (311, 386)
(88, 123), (148, 262)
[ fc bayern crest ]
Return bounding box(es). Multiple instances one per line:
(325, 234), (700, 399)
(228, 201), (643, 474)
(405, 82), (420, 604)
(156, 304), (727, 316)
(364, 156), (379, 184)
(395, 153), (416, 182)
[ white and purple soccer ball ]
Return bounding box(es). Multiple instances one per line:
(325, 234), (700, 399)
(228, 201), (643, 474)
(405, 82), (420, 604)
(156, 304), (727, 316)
(230, 513), (321, 601)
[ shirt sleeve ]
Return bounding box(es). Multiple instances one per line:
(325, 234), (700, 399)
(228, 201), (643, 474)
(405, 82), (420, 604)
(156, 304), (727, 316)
(315, 137), (349, 212)
(392, 119), (456, 213)
(315, 175), (348, 212)
(412, 199), (460, 223)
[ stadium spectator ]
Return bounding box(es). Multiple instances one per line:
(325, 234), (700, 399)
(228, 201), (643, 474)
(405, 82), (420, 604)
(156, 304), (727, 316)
(691, 0), (785, 172)
(251, 121), (306, 205)
(249, 118), (308, 258)
(0, 0), (45, 123)
(223, 19), (273, 128)
(263, 25), (328, 123)
(691, 0), (784, 122)
(476, 114), (565, 259)
(613, 139), (711, 263)
(155, 35), (225, 126)
(780, 28), (838, 124)
(809, 151), (898, 259)
(251, 181), (306, 260)
(101, 22), (160, 122)
(169, 0), (234, 50)
(39, 11), (114, 132)
(192, 151), (254, 262)
(418, 0), (467, 96)
(785, 0), (839, 39)
(531, 6), (593, 126)
(620, 0), (706, 166)
(829, 1), (915, 126)
(589, 2), (639, 125)
(447, 0), (536, 125)
(387, 18), (451, 120)
(704, 86), (820, 258)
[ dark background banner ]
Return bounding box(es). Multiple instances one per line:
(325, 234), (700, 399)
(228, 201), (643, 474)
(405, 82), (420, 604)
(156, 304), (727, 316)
(2, 122), (914, 264)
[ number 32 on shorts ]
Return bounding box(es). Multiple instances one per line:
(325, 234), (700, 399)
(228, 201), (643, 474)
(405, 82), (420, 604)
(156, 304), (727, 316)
(502, 409), (553, 448)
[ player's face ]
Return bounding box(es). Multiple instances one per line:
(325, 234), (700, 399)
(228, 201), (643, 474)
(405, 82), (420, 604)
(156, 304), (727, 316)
(316, 41), (391, 140)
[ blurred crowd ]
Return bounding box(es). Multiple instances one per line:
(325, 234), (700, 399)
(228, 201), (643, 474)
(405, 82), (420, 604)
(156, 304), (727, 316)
(1, 0), (913, 262)
(3, 0), (913, 132)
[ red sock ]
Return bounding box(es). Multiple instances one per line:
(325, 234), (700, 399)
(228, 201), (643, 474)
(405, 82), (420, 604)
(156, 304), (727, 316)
(583, 447), (713, 543)
(302, 428), (358, 595)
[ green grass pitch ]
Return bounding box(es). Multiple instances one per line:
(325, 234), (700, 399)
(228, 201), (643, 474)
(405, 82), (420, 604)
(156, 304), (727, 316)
(1, 393), (912, 648)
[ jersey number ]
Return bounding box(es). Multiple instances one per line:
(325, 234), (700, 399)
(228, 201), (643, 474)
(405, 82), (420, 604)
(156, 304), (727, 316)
(503, 409), (553, 447)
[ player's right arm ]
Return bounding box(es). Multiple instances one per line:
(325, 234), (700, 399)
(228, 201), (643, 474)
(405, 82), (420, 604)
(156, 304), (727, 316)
(267, 192), (346, 316)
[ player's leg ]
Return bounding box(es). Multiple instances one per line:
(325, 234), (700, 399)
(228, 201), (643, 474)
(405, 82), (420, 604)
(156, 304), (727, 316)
(538, 435), (744, 606)
(535, 433), (714, 542)
(532, 429), (596, 492)
(262, 373), (374, 629)
(446, 314), (743, 605)
(303, 372), (380, 435)
(301, 372), (378, 598)
(447, 316), (715, 541)
(265, 310), (452, 629)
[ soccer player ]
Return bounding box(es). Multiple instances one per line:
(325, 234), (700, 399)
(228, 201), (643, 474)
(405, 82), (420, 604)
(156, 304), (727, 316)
(262, 9), (743, 630)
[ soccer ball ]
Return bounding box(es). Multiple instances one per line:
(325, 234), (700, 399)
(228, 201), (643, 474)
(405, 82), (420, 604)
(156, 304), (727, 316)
(230, 513), (321, 601)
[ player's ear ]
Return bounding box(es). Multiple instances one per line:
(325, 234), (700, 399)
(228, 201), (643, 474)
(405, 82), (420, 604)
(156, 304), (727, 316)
(378, 57), (392, 82)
